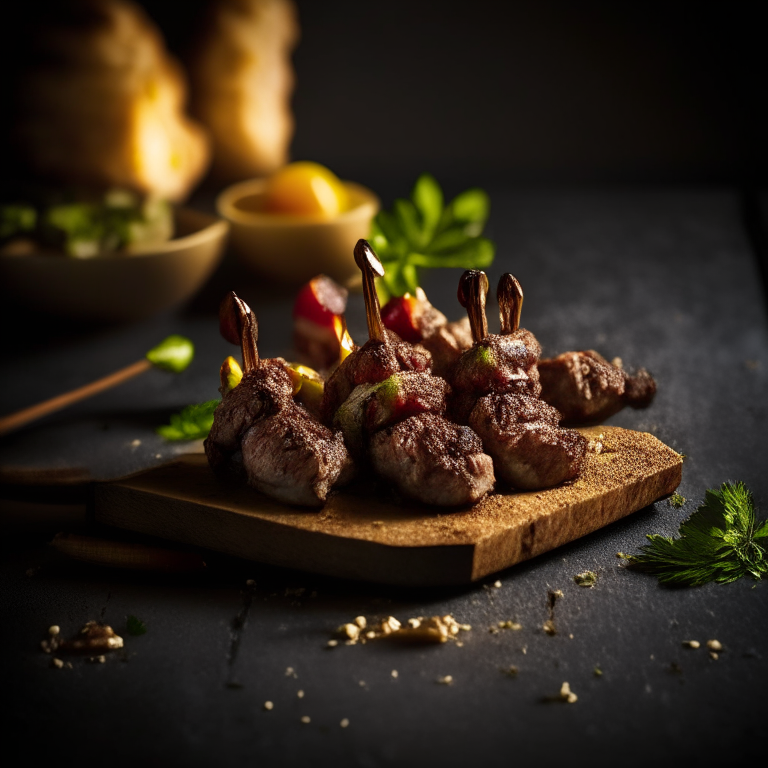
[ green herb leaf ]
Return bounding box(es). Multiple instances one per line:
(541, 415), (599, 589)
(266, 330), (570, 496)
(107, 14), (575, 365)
(157, 400), (220, 441)
(126, 615), (147, 636)
(630, 482), (768, 586)
(147, 335), (195, 373)
(0, 204), (37, 239)
(370, 174), (495, 299)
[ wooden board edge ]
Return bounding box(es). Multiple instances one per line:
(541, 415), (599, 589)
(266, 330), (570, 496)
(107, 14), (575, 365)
(470, 457), (683, 581)
(94, 483), (477, 586)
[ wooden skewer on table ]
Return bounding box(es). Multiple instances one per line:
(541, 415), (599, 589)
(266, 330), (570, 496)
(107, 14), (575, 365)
(0, 335), (194, 437)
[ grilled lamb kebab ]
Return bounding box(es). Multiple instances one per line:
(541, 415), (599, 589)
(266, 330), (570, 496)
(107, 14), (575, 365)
(320, 240), (432, 425)
(326, 240), (495, 506)
(205, 292), (353, 507)
(448, 270), (542, 425)
(380, 288), (474, 377)
(538, 350), (656, 424)
(452, 272), (587, 490)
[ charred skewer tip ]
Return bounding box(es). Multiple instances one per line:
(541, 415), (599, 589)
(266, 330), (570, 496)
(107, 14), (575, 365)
(219, 291), (259, 374)
(354, 239), (387, 342)
(457, 270), (489, 344)
(497, 274), (524, 334)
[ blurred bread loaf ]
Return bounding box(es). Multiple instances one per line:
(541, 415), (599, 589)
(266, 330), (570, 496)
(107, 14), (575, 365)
(188, 0), (299, 182)
(12, 0), (209, 202)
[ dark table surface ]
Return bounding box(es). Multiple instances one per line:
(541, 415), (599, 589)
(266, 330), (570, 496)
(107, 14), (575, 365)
(2, 186), (767, 767)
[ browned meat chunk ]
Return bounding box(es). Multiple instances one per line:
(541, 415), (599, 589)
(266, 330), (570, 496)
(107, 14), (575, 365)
(205, 291), (354, 507)
(419, 317), (474, 377)
(449, 330), (542, 423)
(321, 330), (431, 424)
(369, 413), (495, 506)
(538, 350), (656, 424)
(205, 359), (294, 471)
(469, 394), (586, 489)
(333, 372), (450, 459)
(241, 401), (354, 507)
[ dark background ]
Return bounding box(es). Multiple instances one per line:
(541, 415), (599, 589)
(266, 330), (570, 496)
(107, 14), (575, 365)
(4, 0), (767, 189)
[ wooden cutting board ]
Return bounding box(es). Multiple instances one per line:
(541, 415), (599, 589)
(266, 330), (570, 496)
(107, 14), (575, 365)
(93, 426), (682, 586)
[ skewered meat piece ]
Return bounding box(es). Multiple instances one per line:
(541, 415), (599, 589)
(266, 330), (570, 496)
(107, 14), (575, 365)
(204, 291), (353, 507)
(369, 413), (495, 506)
(333, 371), (450, 459)
(469, 393), (584, 489)
(452, 271), (586, 490)
(326, 240), (495, 506)
(538, 350), (656, 424)
(381, 288), (474, 376)
(321, 242), (431, 424)
(448, 271), (542, 424)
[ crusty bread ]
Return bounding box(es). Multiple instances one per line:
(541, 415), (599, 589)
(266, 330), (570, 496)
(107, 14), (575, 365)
(188, 0), (299, 182)
(14, 0), (210, 201)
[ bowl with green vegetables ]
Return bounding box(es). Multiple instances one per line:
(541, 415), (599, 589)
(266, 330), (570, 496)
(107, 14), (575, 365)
(0, 191), (228, 322)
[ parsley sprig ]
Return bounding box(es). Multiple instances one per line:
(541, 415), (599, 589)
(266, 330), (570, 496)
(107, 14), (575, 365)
(631, 482), (768, 585)
(369, 174), (495, 298)
(157, 400), (220, 441)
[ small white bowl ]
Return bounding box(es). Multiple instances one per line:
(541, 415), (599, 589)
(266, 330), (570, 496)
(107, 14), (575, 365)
(0, 208), (228, 322)
(216, 178), (380, 285)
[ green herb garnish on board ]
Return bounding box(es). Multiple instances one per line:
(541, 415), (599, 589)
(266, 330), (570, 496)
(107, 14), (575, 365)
(369, 173), (495, 299)
(157, 400), (220, 441)
(630, 482), (768, 586)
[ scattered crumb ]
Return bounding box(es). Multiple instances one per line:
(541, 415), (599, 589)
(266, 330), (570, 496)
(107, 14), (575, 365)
(521, 646), (528, 655)
(285, 667), (297, 678)
(436, 675), (453, 685)
(668, 493), (686, 509)
(51, 658), (64, 669)
(130, 439), (141, 448)
(44, 621), (124, 655)
(493, 580), (502, 588)
(87, 655), (107, 664)
(593, 665), (603, 677)
(391, 670), (398, 679)
(154, 453), (162, 459)
(297, 690), (304, 699)
(682, 640), (700, 649)
(359, 680), (366, 687)
(48, 625), (60, 637)
(300, 716), (311, 724)
(710, 652), (719, 661)
(707, 639), (723, 652)
(326, 640), (338, 648)
(497, 620), (522, 631)
(340, 718), (349, 728)
(542, 620), (557, 636)
(568, 633), (574, 640)
(559, 682), (577, 703)
(333, 614), (470, 646)
(246, 579), (256, 587)
(501, 666), (518, 677)
(263, 701), (274, 711)
(574, 571), (598, 588)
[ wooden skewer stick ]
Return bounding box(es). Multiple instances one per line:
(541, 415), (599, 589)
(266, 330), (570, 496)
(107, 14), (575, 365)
(220, 291), (259, 374)
(0, 334), (194, 438)
(457, 269), (489, 343)
(497, 273), (524, 334)
(0, 358), (152, 437)
(354, 239), (387, 342)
